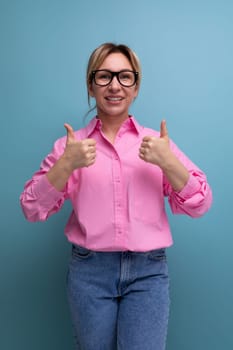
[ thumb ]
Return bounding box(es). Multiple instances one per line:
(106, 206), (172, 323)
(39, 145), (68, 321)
(64, 123), (76, 142)
(160, 120), (168, 139)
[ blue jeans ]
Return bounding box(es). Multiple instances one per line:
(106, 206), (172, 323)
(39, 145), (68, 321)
(67, 245), (170, 350)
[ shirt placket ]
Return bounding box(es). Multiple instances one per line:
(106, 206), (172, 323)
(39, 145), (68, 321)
(112, 150), (126, 248)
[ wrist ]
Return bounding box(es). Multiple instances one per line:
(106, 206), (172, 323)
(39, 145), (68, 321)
(58, 154), (75, 174)
(158, 150), (176, 172)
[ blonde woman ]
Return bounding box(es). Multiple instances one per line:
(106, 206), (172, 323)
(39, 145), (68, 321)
(20, 43), (212, 350)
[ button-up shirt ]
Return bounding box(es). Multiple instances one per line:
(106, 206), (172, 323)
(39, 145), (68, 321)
(20, 116), (212, 252)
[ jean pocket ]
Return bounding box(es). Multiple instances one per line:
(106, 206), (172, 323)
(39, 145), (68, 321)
(148, 248), (166, 261)
(72, 245), (94, 260)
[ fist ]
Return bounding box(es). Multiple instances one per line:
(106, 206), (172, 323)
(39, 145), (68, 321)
(139, 120), (170, 167)
(63, 123), (96, 169)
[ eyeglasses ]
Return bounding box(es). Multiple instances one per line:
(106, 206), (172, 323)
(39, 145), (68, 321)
(92, 70), (138, 87)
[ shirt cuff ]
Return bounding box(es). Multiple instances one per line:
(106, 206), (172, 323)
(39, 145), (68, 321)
(176, 174), (201, 200)
(34, 174), (65, 202)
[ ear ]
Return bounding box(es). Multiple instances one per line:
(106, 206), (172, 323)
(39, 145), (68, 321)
(133, 85), (139, 99)
(88, 82), (95, 97)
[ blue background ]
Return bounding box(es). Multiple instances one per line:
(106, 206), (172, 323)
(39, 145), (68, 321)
(1, 0), (233, 349)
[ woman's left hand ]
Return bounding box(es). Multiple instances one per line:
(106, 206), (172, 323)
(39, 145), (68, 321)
(139, 120), (172, 168)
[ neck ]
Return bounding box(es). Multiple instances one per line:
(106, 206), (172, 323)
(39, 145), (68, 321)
(99, 113), (129, 130)
(97, 114), (129, 144)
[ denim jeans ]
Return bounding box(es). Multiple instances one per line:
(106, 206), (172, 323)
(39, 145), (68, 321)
(67, 245), (170, 350)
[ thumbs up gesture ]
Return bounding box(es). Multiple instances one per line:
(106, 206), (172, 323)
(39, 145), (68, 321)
(139, 120), (171, 167)
(63, 123), (96, 170)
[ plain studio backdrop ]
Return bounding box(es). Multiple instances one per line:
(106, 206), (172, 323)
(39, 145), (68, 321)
(1, 0), (232, 349)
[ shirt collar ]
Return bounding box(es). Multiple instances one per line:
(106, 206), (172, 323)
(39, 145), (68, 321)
(85, 115), (142, 137)
(85, 117), (102, 137)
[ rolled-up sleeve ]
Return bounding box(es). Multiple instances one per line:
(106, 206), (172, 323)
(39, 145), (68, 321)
(163, 140), (213, 218)
(20, 137), (67, 222)
(20, 174), (66, 222)
(167, 170), (212, 217)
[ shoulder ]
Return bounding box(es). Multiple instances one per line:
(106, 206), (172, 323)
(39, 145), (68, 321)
(141, 126), (160, 138)
(130, 116), (160, 137)
(54, 119), (93, 147)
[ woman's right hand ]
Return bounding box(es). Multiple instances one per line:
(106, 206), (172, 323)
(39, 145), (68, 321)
(62, 123), (96, 170)
(46, 124), (96, 191)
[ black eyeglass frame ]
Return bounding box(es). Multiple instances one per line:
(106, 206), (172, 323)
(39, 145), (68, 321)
(91, 69), (139, 87)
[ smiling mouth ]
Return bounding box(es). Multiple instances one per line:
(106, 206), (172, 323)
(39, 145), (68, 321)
(105, 97), (123, 101)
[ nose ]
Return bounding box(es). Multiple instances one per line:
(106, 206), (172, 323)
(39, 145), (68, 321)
(109, 76), (121, 89)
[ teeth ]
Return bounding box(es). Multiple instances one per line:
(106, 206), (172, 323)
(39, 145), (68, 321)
(107, 97), (122, 101)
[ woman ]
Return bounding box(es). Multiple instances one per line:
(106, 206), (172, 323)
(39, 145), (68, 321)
(20, 42), (212, 350)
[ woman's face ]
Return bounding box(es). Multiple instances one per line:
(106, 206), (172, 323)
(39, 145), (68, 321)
(89, 53), (139, 121)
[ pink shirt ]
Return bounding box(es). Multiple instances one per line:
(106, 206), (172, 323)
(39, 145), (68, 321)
(20, 116), (212, 252)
